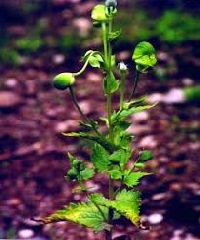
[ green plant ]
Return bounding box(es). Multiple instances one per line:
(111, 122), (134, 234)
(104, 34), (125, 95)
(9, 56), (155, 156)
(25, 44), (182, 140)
(39, 1), (157, 239)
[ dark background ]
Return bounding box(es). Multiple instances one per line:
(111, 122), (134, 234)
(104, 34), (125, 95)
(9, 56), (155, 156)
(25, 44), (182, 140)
(0, 0), (200, 239)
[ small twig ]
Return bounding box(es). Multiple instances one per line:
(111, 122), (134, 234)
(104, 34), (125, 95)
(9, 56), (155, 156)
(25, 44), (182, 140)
(69, 86), (101, 136)
(129, 70), (140, 101)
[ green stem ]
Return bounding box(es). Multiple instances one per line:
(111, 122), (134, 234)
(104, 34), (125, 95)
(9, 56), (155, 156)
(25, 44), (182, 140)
(69, 86), (100, 136)
(74, 51), (102, 76)
(129, 70), (140, 100)
(102, 20), (114, 240)
(102, 23), (108, 66)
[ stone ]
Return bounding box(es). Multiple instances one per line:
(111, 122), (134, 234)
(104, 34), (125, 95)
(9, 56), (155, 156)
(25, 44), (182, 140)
(139, 135), (157, 148)
(147, 213), (163, 225)
(0, 91), (21, 108)
(18, 229), (34, 239)
(163, 88), (185, 104)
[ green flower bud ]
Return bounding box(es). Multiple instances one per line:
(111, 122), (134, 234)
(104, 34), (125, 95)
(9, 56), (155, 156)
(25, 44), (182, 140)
(91, 4), (108, 22)
(53, 72), (75, 90)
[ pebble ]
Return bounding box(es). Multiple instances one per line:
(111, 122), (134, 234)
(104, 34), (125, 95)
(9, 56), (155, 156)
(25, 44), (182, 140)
(55, 120), (78, 132)
(86, 72), (102, 82)
(182, 78), (194, 86)
(163, 88), (185, 104)
(53, 54), (65, 65)
(131, 111), (149, 122)
(139, 135), (157, 148)
(18, 229), (34, 239)
(5, 78), (18, 88)
(0, 91), (21, 108)
(148, 93), (163, 104)
(73, 18), (91, 37)
(147, 213), (163, 225)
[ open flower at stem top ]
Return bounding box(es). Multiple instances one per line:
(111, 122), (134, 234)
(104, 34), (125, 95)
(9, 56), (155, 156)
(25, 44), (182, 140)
(53, 72), (75, 90)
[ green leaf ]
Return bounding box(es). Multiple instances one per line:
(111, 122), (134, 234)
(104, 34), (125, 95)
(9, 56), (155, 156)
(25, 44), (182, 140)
(91, 4), (109, 22)
(90, 190), (141, 226)
(112, 125), (133, 149)
(103, 72), (119, 95)
(123, 96), (148, 109)
(41, 201), (109, 232)
(139, 150), (153, 161)
(108, 29), (121, 41)
(91, 143), (110, 172)
(109, 169), (122, 180)
(112, 104), (155, 122)
(113, 189), (141, 225)
(63, 132), (118, 153)
(134, 162), (145, 168)
(82, 50), (104, 68)
(109, 149), (132, 167)
(123, 171), (151, 187)
(132, 41), (157, 73)
(80, 168), (95, 180)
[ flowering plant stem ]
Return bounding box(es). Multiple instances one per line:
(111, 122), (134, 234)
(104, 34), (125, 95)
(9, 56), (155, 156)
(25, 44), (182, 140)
(41, 2), (157, 239)
(102, 19), (115, 240)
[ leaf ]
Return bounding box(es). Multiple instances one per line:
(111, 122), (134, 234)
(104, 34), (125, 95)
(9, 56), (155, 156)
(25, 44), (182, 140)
(113, 189), (141, 225)
(109, 149), (132, 167)
(123, 171), (151, 187)
(82, 50), (104, 68)
(91, 143), (110, 172)
(103, 72), (119, 95)
(138, 150), (153, 161)
(112, 125), (133, 149)
(108, 29), (121, 41)
(109, 169), (122, 180)
(88, 54), (104, 68)
(41, 201), (109, 232)
(90, 190), (141, 226)
(80, 168), (95, 180)
(62, 132), (118, 153)
(132, 41), (157, 73)
(134, 162), (145, 168)
(123, 96), (148, 109)
(112, 104), (155, 122)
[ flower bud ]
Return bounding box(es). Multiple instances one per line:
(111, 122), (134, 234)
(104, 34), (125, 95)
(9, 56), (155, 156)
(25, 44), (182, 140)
(118, 62), (128, 73)
(105, 0), (117, 14)
(91, 4), (108, 22)
(105, 0), (117, 9)
(53, 72), (75, 90)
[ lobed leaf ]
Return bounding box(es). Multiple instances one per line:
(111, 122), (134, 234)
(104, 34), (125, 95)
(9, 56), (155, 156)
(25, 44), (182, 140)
(91, 143), (110, 172)
(123, 171), (151, 187)
(41, 202), (109, 232)
(109, 149), (132, 167)
(90, 189), (141, 226)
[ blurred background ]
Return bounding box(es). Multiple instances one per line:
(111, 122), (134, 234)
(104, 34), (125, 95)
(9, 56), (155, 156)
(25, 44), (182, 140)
(0, 0), (200, 239)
